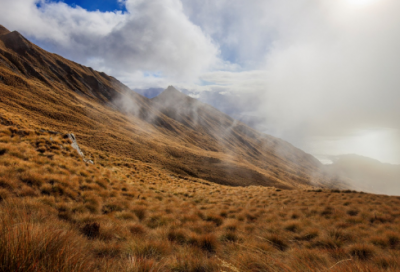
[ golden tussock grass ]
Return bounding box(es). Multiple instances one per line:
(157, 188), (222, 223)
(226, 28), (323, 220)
(0, 124), (400, 271)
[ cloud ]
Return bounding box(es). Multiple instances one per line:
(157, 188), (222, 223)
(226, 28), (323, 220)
(178, 0), (400, 163)
(0, 0), (219, 83)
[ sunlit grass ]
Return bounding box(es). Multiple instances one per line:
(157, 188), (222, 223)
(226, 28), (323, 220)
(0, 124), (399, 271)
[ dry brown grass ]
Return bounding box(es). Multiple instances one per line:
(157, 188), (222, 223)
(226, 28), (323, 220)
(0, 124), (399, 271)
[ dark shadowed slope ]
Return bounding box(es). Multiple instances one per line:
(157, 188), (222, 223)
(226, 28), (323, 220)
(0, 24), (345, 189)
(0, 29), (128, 102)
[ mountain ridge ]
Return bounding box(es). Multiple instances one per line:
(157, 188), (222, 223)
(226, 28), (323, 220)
(0, 25), (10, 36)
(0, 24), (346, 189)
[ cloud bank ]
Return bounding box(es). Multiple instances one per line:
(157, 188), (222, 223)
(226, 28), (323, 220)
(182, 0), (400, 164)
(0, 0), (399, 163)
(0, 0), (218, 82)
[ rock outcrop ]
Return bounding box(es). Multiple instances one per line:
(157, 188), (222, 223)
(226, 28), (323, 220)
(65, 133), (93, 164)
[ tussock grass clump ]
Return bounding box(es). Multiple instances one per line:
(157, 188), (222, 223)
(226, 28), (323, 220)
(374, 256), (399, 270)
(370, 235), (388, 248)
(0, 200), (97, 272)
(102, 202), (125, 214)
(290, 249), (329, 270)
(115, 211), (136, 221)
(284, 220), (301, 233)
(169, 252), (219, 272)
(167, 228), (188, 244)
(296, 227), (319, 241)
(0, 188), (10, 201)
(265, 234), (288, 251)
(20, 171), (44, 187)
(204, 213), (224, 226)
(133, 206), (147, 221)
(146, 213), (170, 229)
(128, 223), (147, 236)
(0, 147), (8, 156)
(223, 219), (239, 232)
(128, 257), (163, 272)
(126, 240), (169, 260)
(347, 244), (375, 260)
(92, 242), (122, 258)
(327, 228), (353, 243)
(40, 183), (53, 196)
(347, 209), (359, 216)
(387, 235), (400, 250)
(18, 185), (39, 197)
(81, 222), (100, 239)
(197, 234), (218, 253)
(220, 231), (239, 242)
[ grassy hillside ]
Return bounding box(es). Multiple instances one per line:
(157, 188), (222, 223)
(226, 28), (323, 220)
(2, 24), (398, 271)
(1, 122), (400, 271)
(0, 25), (344, 190)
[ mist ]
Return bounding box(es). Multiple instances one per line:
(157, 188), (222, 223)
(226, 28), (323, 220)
(179, 0), (400, 167)
(325, 154), (400, 196)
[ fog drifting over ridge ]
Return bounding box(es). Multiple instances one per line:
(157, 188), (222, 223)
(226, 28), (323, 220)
(0, 0), (399, 164)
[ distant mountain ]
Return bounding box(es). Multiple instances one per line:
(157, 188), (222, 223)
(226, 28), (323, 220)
(326, 154), (400, 195)
(0, 24), (345, 189)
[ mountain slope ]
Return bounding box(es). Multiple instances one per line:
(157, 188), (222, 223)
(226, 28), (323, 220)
(151, 86), (339, 188)
(0, 24), (344, 189)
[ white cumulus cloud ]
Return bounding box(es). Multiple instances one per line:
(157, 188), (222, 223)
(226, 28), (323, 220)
(0, 0), (219, 82)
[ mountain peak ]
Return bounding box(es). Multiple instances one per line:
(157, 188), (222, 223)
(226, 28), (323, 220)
(0, 31), (33, 53)
(164, 86), (184, 96)
(0, 25), (10, 36)
(152, 86), (191, 102)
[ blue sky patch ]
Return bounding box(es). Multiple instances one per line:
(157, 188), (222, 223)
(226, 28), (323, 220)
(143, 71), (163, 78)
(199, 79), (215, 86)
(38, 0), (127, 13)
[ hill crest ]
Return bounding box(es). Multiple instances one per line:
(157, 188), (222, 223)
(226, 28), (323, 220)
(0, 30), (33, 54)
(0, 25), (10, 36)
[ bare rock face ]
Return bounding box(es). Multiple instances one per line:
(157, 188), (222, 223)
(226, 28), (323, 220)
(65, 133), (94, 164)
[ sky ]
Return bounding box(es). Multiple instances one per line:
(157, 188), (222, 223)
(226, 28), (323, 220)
(0, 0), (399, 164)
(37, 0), (127, 12)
